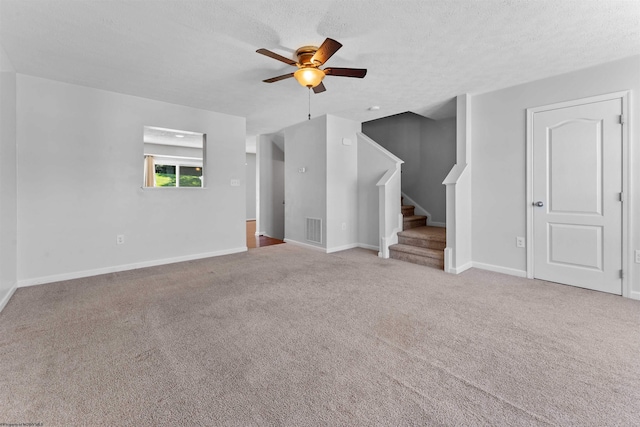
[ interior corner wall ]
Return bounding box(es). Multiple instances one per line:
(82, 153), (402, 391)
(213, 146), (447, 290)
(245, 153), (256, 220)
(470, 55), (640, 297)
(362, 112), (455, 224)
(326, 115), (361, 251)
(284, 116), (327, 248)
(0, 60), (17, 308)
(16, 74), (247, 285)
(257, 134), (284, 239)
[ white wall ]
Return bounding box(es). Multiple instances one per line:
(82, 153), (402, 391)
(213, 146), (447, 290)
(284, 116), (327, 248)
(326, 116), (360, 251)
(443, 94), (473, 274)
(282, 115), (362, 251)
(470, 55), (640, 297)
(0, 45), (17, 310)
(16, 75), (246, 285)
(245, 153), (256, 220)
(257, 134), (284, 239)
(357, 133), (403, 249)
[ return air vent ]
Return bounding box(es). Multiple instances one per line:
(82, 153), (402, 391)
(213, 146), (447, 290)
(306, 218), (322, 244)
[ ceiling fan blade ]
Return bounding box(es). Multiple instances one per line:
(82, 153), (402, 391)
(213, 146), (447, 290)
(256, 48), (297, 66)
(324, 67), (367, 78)
(311, 38), (342, 65)
(313, 82), (326, 94)
(263, 73), (295, 83)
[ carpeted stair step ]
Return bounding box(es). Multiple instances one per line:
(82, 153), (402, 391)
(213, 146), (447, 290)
(401, 205), (415, 216)
(389, 244), (444, 269)
(403, 215), (427, 230)
(397, 226), (446, 250)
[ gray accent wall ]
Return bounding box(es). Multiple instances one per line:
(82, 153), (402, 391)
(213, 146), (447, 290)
(362, 112), (456, 224)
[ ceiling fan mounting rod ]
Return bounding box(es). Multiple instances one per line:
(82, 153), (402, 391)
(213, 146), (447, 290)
(295, 46), (320, 66)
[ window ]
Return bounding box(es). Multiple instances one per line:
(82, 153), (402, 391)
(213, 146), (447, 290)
(143, 126), (205, 188)
(153, 164), (203, 188)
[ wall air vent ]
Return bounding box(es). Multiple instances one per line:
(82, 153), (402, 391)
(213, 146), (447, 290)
(306, 218), (322, 244)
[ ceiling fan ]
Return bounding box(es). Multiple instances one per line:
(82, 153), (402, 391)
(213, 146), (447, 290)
(256, 38), (367, 93)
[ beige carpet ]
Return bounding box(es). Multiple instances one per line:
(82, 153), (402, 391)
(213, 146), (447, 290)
(1, 245), (639, 426)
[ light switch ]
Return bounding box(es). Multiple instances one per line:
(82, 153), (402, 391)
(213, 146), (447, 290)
(230, 179), (240, 186)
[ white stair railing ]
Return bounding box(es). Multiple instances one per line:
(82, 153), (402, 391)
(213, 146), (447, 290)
(377, 164), (403, 258)
(357, 132), (404, 257)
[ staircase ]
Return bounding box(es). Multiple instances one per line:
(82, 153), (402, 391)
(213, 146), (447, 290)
(389, 201), (445, 269)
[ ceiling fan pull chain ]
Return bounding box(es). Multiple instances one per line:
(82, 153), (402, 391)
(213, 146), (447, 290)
(308, 87), (311, 121)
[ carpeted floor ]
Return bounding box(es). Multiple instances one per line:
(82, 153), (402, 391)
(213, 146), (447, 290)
(1, 245), (639, 426)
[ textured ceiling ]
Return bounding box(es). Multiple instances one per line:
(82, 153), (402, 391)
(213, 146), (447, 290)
(1, 0), (639, 137)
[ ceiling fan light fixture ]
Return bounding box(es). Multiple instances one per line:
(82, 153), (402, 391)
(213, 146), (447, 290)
(294, 67), (325, 88)
(258, 38), (365, 93)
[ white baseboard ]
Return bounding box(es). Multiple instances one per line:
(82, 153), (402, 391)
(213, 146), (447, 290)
(255, 230), (265, 236)
(0, 284), (17, 313)
(629, 291), (640, 301)
(444, 248), (452, 273)
(326, 242), (380, 253)
(17, 247), (248, 288)
(326, 243), (360, 253)
(452, 262), (473, 274)
(246, 218), (256, 221)
(428, 221), (446, 228)
(283, 239), (326, 252)
(443, 248), (472, 274)
(358, 243), (379, 251)
(471, 261), (527, 278)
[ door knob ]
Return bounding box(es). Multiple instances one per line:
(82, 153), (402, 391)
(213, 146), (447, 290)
(534, 201), (544, 207)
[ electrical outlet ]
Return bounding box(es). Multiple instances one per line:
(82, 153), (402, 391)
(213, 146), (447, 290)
(516, 237), (525, 248)
(230, 179), (240, 187)
(116, 235), (125, 245)
(635, 249), (640, 264)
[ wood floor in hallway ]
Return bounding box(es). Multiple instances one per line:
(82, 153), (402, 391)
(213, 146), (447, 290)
(246, 220), (285, 249)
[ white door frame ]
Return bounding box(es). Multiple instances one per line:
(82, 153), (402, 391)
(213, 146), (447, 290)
(526, 91), (631, 297)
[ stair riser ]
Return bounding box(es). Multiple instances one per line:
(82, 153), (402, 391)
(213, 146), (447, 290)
(401, 206), (415, 216)
(389, 250), (444, 269)
(403, 219), (426, 230)
(398, 236), (446, 251)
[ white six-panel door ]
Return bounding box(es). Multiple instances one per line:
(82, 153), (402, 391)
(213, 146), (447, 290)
(532, 98), (623, 294)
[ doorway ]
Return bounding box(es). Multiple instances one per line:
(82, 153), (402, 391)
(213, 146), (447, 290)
(526, 92), (629, 295)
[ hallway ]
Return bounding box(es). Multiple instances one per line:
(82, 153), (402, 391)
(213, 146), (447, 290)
(246, 220), (285, 249)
